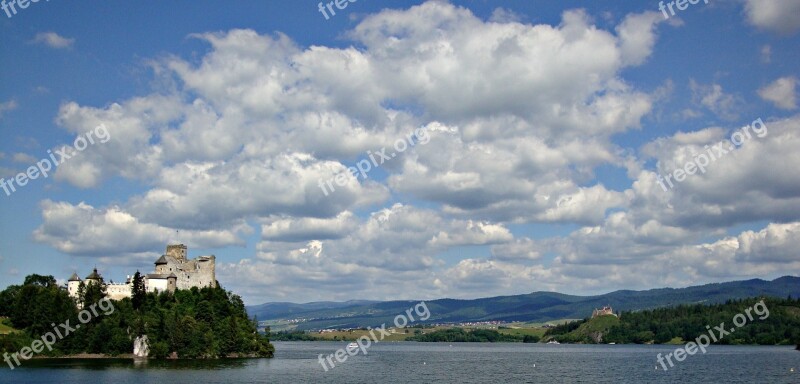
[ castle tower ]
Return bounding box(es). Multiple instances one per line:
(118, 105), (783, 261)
(67, 272), (82, 298)
(85, 268), (102, 285)
(165, 244), (188, 262)
(167, 273), (177, 293)
(154, 255), (169, 274)
(196, 255), (216, 288)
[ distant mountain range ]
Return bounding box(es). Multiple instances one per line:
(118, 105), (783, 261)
(247, 276), (800, 331)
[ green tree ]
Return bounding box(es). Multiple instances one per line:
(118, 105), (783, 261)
(6, 275), (76, 337)
(1, 277), (274, 359)
(76, 281), (86, 307)
(0, 285), (20, 316)
(131, 271), (146, 310)
(523, 335), (540, 343)
(82, 280), (107, 308)
(23, 274), (57, 288)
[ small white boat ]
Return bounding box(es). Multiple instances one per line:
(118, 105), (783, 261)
(547, 340), (560, 345)
(346, 342), (359, 349)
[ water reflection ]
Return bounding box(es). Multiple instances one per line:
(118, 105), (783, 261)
(24, 358), (255, 370)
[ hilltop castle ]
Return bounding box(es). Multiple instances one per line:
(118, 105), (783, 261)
(591, 306), (617, 318)
(67, 244), (216, 301)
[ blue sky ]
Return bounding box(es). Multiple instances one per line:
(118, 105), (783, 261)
(1, 0), (799, 305)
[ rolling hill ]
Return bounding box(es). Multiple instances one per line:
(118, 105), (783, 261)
(247, 276), (800, 331)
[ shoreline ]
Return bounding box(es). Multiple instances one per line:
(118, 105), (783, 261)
(30, 353), (268, 360)
(271, 339), (797, 347)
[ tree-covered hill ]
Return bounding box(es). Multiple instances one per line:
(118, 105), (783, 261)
(249, 276), (800, 330)
(544, 297), (800, 345)
(0, 274), (273, 359)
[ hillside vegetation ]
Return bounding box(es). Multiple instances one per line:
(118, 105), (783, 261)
(544, 297), (800, 345)
(0, 318), (18, 335)
(0, 274), (273, 359)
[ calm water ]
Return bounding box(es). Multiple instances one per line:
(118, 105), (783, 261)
(1, 342), (798, 383)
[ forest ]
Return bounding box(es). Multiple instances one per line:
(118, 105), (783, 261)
(545, 297), (800, 345)
(0, 274), (274, 359)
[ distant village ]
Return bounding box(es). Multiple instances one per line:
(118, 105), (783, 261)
(274, 306), (617, 333)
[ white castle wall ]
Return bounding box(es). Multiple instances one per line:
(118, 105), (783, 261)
(107, 282), (133, 301)
(68, 244), (216, 300)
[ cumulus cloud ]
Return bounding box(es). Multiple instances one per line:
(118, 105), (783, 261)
(689, 80), (744, 121)
(429, 220), (513, 247)
(27, 2), (800, 304)
(491, 238), (542, 262)
(489, 7), (524, 23)
(616, 11), (664, 66)
(743, 0), (800, 35)
(32, 32), (75, 49)
(41, 2), (660, 232)
(260, 212), (358, 242)
(735, 222), (800, 263)
(758, 76), (797, 110)
(639, 115), (800, 229)
(33, 200), (250, 257)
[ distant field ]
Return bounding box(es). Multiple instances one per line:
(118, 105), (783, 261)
(312, 326), (461, 341)
(277, 324), (556, 342)
(496, 327), (546, 338)
(312, 328), (408, 342)
(263, 320), (299, 333)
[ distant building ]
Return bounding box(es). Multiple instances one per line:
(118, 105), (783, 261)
(591, 306), (616, 318)
(67, 243), (216, 301)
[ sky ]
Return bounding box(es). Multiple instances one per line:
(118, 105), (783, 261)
(0, 0), (799, 305)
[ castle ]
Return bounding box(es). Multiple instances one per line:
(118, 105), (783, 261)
(591, 306), (617, 318)
(67, 244), (216, 301)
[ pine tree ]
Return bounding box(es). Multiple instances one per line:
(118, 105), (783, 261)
(132, 271), (146, 310)
(82, 278), (106, 308)
(77, 281), (86, 308)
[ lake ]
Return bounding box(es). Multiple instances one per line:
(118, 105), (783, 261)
(1, 342), (797, 383)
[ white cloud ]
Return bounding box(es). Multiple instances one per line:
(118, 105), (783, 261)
(260, 212), (358, 242)
(616, 11), (664, 66)
(758, 76), (797, 110)
(744, 0), (800, 35)
(390, 121), (633, 223)
(637, 115), (800, 229)
(124, 153), (388, 230)
(12, 153), (37, 164)
(45, 2), (659, 230)
(735, 222), (800, 263)
(429, 220), (513, 247)
(689, 80), (744, 121)
(32, 32), (75, 49)
(25, 2), (800, 304)
(490, 238), (542, 262)
(0, 100), (17, 119)
(33, 200), (250, 256)
(489, 7), (523, 23)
